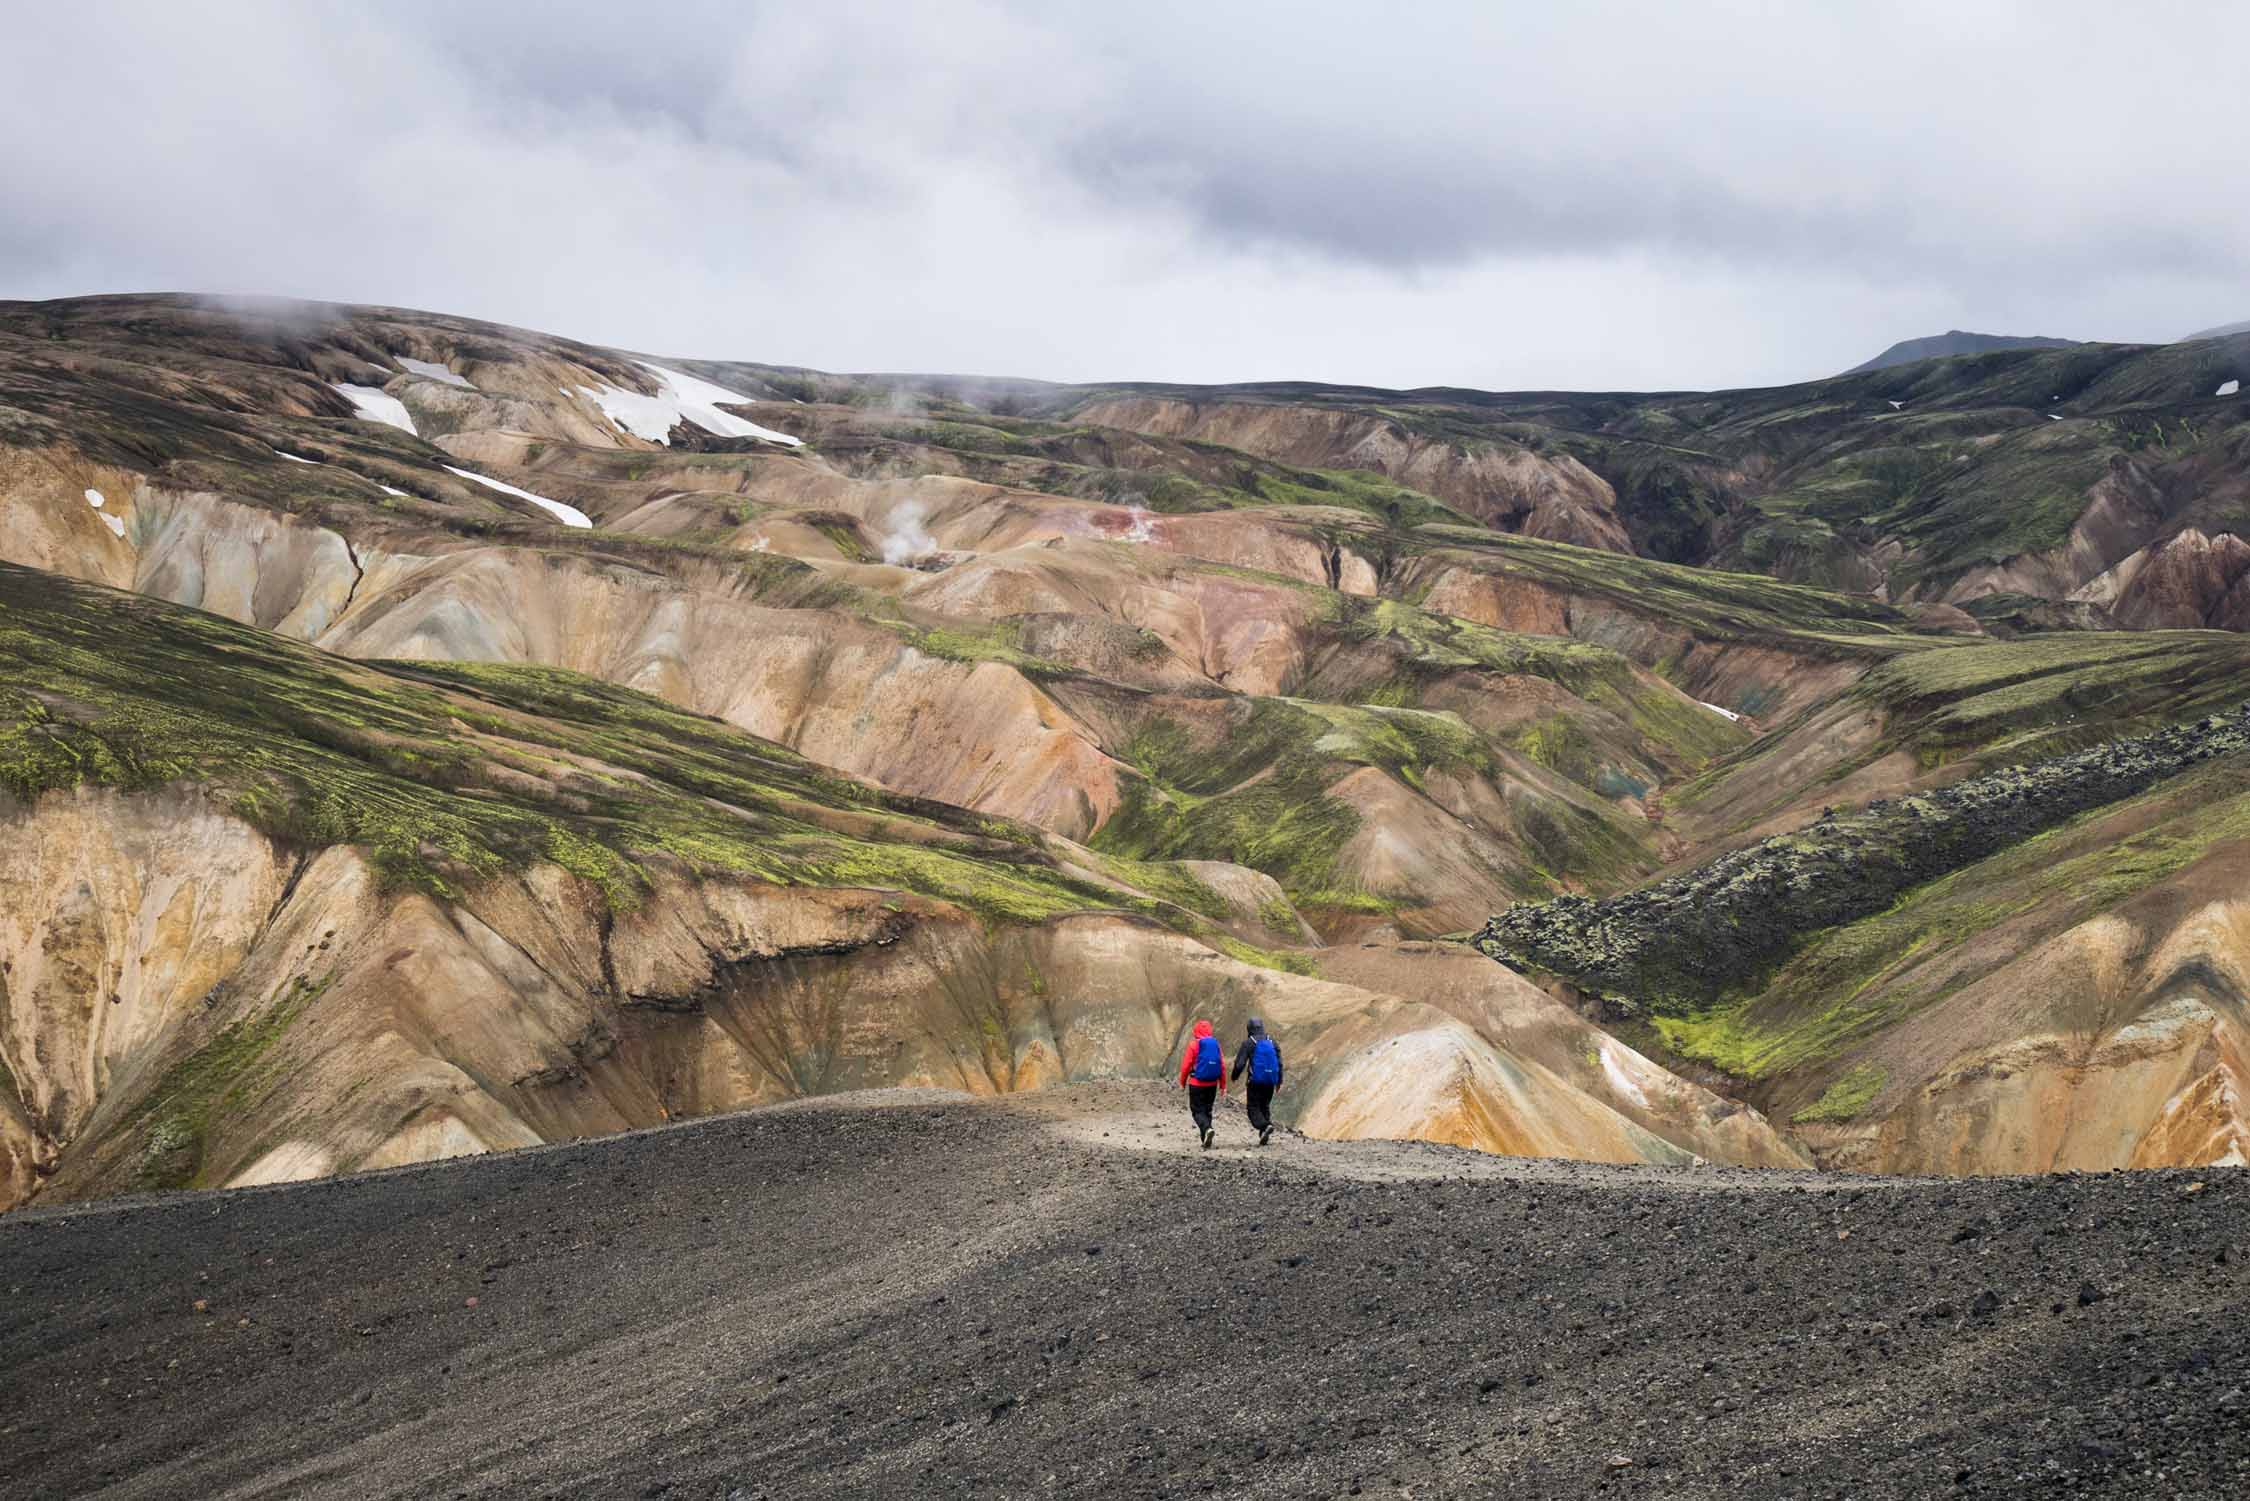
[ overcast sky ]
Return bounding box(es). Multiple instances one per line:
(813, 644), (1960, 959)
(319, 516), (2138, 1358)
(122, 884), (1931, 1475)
(6, 2), (2246, 390)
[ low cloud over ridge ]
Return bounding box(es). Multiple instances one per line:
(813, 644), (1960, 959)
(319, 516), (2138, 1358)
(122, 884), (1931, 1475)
(3, 1), (2245, 389)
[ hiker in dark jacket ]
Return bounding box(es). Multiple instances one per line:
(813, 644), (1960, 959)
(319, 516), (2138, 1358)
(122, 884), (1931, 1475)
(1230, 1017), (1284, 1146)
(1176, 1018), (1227, 1149)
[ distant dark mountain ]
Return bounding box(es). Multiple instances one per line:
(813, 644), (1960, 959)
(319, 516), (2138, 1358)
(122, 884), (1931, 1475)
(2180, 319), (2250, 342)
(1844, 329), (2080, 374)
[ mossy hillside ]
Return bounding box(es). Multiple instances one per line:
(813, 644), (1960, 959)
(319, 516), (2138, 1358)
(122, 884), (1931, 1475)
(1087, 854), (1231, 922)
(1480, 706), (2250, 1078)
(1090, 701), (1369, 903)
(1956, 593), (2121, 637)
(1652, 756), (2250, 1090)
(1207, 934), (1321, 977)
(1671, 631), (2250, 827)
(1313, 595), (1744, 785)
(0, 348), (507, 534)
(1222, 466), (1472, 530)
(1749, 424), (2121, 591)
(1403, 524), (1934, 656)
(0, 564), (1216, 927)
(1330, 596), (1625, 691)
(1041, 451), (1473, 531)
(1090, 694), (1650, 910)
(880, 617), (1077, 680)
(1859, 631), (2250, 762)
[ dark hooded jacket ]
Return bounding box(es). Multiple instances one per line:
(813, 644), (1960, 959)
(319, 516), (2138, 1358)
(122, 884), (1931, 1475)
(1230, 1017), (1283, 1087)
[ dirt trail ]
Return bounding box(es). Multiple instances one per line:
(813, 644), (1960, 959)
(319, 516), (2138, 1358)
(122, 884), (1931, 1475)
(1031, 1083), (1884, 1192)
(2, 1083), (2244, 1499)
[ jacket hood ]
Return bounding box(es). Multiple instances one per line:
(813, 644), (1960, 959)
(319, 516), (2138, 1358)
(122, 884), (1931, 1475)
(1191, 1019), (1216, 1039)
(1246, 1017), (1266, 1036)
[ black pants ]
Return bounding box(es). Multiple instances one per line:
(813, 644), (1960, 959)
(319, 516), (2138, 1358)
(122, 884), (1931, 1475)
(1187, 1084), (1218, 1136)
(1246, 1081), (1276, 1135)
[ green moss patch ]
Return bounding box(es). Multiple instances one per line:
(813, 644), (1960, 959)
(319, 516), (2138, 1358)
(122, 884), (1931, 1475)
(0, 564), (1160, 927)
(130, 974), (328, 1191)
(1791, 1066), (1887, 1124)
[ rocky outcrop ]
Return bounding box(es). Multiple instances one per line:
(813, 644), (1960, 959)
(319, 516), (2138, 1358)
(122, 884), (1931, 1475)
(1480, 704), (2250, 1005)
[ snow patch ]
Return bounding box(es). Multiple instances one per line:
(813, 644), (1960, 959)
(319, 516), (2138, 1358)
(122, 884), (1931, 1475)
(878, 499), (936, 564)
(273, 448), (317, 464)
(83, 487), (126, 536)
(379, 484), (407, 497)
(2219, 379), (2242, 397)
(443, 465), (592, 529)
(575, 362), (801, 447)
(1698, 701), (1742, 722)
(1886, 399), (1904, 410)
(2048, 414), (2063, 421)
(332, 382), (418, 435)
(398, 356), (473, 389)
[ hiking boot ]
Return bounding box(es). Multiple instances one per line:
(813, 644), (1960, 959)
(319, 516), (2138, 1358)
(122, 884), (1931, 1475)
(1259, 1126), (1273, 1146)
(1201, 1127), (1214, 1150)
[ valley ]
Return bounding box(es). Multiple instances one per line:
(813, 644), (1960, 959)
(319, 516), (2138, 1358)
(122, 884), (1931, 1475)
(4, 293), (2250, 1213)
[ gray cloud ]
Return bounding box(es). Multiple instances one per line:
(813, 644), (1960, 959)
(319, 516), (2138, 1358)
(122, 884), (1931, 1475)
(2, 1), (2245, 390)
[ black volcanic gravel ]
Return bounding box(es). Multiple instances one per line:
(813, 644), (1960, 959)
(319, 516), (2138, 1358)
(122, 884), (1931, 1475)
(2, 1082), (2245, 1499)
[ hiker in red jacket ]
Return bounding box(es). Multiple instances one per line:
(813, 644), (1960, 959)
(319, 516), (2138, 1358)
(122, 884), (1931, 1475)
(1177, 1018), (1228, 1149)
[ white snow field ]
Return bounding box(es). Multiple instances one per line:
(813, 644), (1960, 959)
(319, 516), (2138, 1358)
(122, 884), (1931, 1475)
(1699, 701), (1743, 722)
(82, 488), (125, 536)
(398, 357), (474, 389)
(333, 383), (419, 435)
(577, 362), (801, 447)
(443, 465), (593, 528)
(2219, 379), (2242, 397)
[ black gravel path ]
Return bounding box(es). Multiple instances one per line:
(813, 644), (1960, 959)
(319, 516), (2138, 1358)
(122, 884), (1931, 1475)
(2, 1082), (2244, 1499)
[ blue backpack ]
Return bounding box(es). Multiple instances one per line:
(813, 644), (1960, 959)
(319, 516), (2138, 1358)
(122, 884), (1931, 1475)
(1249, 1036), (1281, 1084)
(1190, 1035), (1223, 1082)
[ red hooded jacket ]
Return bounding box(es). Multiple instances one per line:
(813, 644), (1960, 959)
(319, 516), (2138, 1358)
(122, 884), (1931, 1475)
(1177, 1019), (1228, 1093)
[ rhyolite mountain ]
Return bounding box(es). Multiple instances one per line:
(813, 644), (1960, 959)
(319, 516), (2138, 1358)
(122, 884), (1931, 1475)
(3, 290), (2249, 1209)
